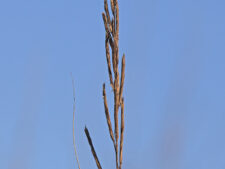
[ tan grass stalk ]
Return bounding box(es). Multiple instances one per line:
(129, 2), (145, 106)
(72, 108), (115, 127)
(71, 75), (81, 169)
(114, 75), (120, 169)
(84, 127), (102, 169)
(119, 98), (124, 169)
(84, 1), (125, 169)
(103, 1), (124, 169)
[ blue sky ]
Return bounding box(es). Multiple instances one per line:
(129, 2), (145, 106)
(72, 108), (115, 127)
(0, 0), (225, 169)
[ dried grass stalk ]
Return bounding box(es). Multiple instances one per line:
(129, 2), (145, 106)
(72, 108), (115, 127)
(119, 98), (124, 169)
(71, 75), (81, 169)
(103, 1), (125, 169)
(84, 127), (102, 169)
(114, 70), (120, 169)
(85, 1), (125, 169)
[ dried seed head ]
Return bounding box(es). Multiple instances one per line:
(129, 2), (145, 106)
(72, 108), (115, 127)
(119, 54), (125, 104)
(103, 83), (115, 144)
(104, 0), (111, 23)
(102, 13), (110, 34)
(84, 127), (102, 169)
(105, 36), (114, 88)
(110, 0), (115, 15)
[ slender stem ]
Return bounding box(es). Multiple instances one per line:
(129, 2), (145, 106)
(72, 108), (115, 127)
(71, 74), (81, 169)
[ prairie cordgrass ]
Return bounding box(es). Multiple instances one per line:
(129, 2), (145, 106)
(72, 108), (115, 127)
(85, 0), (126, 168)
(73, 0), (125, 169)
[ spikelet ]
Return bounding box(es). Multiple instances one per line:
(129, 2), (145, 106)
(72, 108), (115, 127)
(84, 127), (102, 169)
(103, 83), (115, 144)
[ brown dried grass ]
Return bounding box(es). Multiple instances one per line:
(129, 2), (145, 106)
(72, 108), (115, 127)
(84, 127), (102, 169)
(84, 0), (126, 169)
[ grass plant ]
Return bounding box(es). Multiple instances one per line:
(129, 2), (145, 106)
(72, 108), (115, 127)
(73, 1), (125, 168)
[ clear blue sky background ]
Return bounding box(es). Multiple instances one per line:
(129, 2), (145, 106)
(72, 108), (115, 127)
(0, 0), (225, 169)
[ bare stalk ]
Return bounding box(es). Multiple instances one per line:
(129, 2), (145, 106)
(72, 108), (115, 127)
(71, 75), (81, 169)
(119, 98), (124, 169)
